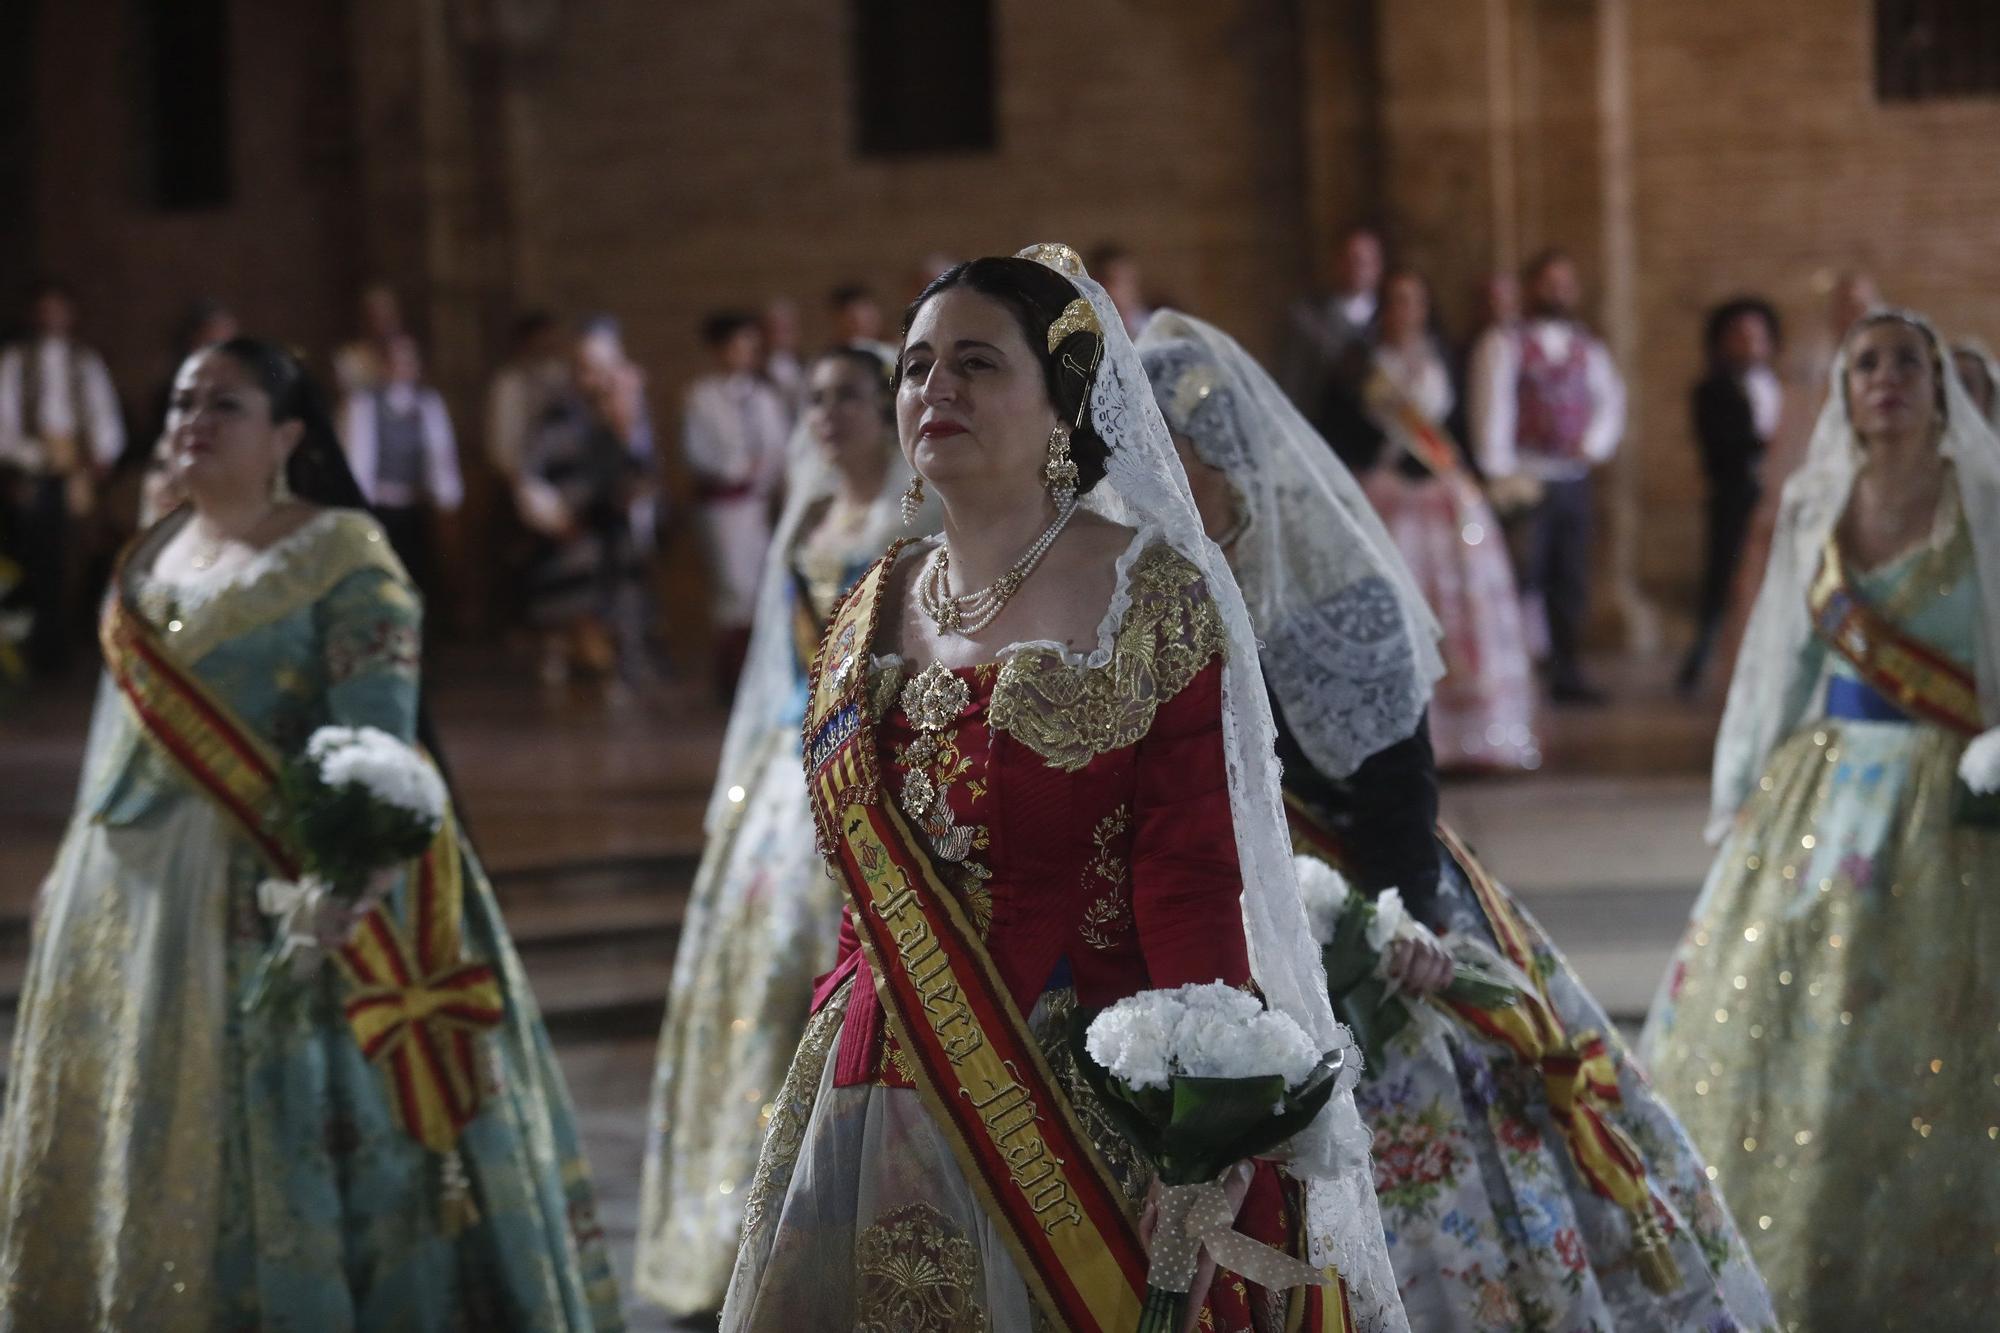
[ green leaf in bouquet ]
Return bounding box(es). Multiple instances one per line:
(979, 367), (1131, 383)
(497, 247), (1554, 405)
(1953, 778), (2000, 828)
(1156, 1073), (1289, 1182)
(1329, 976), (1408, 1070)
(1442, 966), (1518, 1011)
(1318, 901), (1378, 995)
(1208, 1050), (1346, 1169)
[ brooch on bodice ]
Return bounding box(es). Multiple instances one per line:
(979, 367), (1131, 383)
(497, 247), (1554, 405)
(902, 661), (970, 735)
(897, 662), (979, 864)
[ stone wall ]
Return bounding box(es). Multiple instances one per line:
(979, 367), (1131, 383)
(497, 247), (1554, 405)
(1629, 0), (2000, 598)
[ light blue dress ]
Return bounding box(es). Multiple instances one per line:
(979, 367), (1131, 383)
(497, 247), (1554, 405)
(0, 508), (623, 1331)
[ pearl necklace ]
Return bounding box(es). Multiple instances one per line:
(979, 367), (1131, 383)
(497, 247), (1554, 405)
(919, 499), (1077, 635)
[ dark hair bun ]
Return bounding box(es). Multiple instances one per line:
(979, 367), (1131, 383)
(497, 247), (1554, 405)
(211, 336), (368, 510)
(902, 257), (1111, 495)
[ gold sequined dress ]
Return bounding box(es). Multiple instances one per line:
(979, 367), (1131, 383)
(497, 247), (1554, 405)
(1640, 508), (1998, 1330)
(633, 503), (872, 1315)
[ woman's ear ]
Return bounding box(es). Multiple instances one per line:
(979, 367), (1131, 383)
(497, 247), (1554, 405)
(272, 418), (306, 477)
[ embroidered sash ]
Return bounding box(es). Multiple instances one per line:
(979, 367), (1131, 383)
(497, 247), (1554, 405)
(1807, 532), (1980, 737)
(801, 545), (1150, 1333)
(100, 567), (502, 1155)
(1365, 370), (1465, 480)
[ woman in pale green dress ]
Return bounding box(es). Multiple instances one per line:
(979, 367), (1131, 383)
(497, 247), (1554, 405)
(1642, 312), (2000, 1330)
(0, 339), (623, 1330)
(636, 346), (930, 1314)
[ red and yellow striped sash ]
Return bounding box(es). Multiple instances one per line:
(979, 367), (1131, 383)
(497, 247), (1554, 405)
(801, 550), (1150, 1332)
(1807, 530), (1980, 736)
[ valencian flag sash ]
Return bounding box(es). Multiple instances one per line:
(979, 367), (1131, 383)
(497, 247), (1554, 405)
(800, 543), (1150, 1332)
(100, 571), (502, 1156)
(1807, 528), (1981, 737)
(1431, 825), (1681, 1294)
(1283, 794), (1681, 1294)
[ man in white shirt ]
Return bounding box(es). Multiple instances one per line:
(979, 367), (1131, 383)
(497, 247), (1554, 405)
(340, 334), (463, 596)
(759, 297), (808, 427)
(1279, 225), (1385, 434)
(486, 312), (569, 483)
(0, 281), (125, 675)
(682, 311), (789, 699)
(1469, 250), (1627, 704)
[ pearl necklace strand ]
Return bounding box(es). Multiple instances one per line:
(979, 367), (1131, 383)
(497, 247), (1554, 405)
(919, 498), (1078, 635)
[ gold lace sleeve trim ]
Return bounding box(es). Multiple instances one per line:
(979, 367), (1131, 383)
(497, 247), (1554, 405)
(988, 543), (1226, 772)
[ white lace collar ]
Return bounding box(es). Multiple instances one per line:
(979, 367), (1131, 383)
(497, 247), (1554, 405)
(133, 509), (345, 612)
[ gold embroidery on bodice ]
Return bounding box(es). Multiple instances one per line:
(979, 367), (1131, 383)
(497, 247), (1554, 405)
(987, 544), (1227, 772)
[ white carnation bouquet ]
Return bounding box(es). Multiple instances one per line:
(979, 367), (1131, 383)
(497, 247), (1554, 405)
(244, 725), (448, 1014)
(1296, 855), (1516, 1066)
(1073, 982), (1340, 1332)
(1956, 727), (2000, 826)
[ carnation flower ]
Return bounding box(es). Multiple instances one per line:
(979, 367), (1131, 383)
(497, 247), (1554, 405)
(1292, 855), (1351, 946)
(1085, 981), (1319, 1092)
(1960, 727), (2000, 795)
(307, 725), (447, 825)
(1364, 887), (1410, 955)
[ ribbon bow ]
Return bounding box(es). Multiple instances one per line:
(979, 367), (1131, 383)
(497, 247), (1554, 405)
(1451, 989), (1683, 1292)
(1148, 1178), (1332, 1295)
(335, 832), (505, 1155)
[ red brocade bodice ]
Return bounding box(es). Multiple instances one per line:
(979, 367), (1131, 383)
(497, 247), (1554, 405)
(814, 542), (1252, 1087)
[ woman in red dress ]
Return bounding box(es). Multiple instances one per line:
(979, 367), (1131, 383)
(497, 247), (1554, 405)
(720, 246), (1407, 1333)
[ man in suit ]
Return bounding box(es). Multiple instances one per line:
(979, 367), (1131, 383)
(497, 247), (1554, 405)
(1279, 225), (1385, 435)
(1679, 297), (1783, 693)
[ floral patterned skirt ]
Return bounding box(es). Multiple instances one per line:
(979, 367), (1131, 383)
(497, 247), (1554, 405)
(1361, 471), (1539, 772)
(636, 732), (843, 1314)
(1641, 718), (2000, 1331)
(721, 983), (1330, 1333)
(1355, 849), (1777, 1332)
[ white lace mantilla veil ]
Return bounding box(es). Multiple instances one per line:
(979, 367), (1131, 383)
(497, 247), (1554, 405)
(1013, 245), (1409, 1333)
(1133, 308), (1446, 778)
(700, 352), (923, 836)
(1710, 309), (2000, 842)
(1955, 336), (2000, 431)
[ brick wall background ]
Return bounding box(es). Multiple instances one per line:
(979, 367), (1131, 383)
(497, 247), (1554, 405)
(9, 0), (1998, 640)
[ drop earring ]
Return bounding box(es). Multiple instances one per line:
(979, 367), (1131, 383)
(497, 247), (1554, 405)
(900, 474), (926, 526)
(1042, 423), (1079, 507)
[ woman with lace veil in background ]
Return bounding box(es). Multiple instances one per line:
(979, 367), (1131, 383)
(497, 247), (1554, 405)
(0, 339), (623, 1330)
(635, 345), (935, 1317)
(1642, 312), (2000, 1329)
(721, 247), (1407, 1333)
(1139, 309), (1777, 1333)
